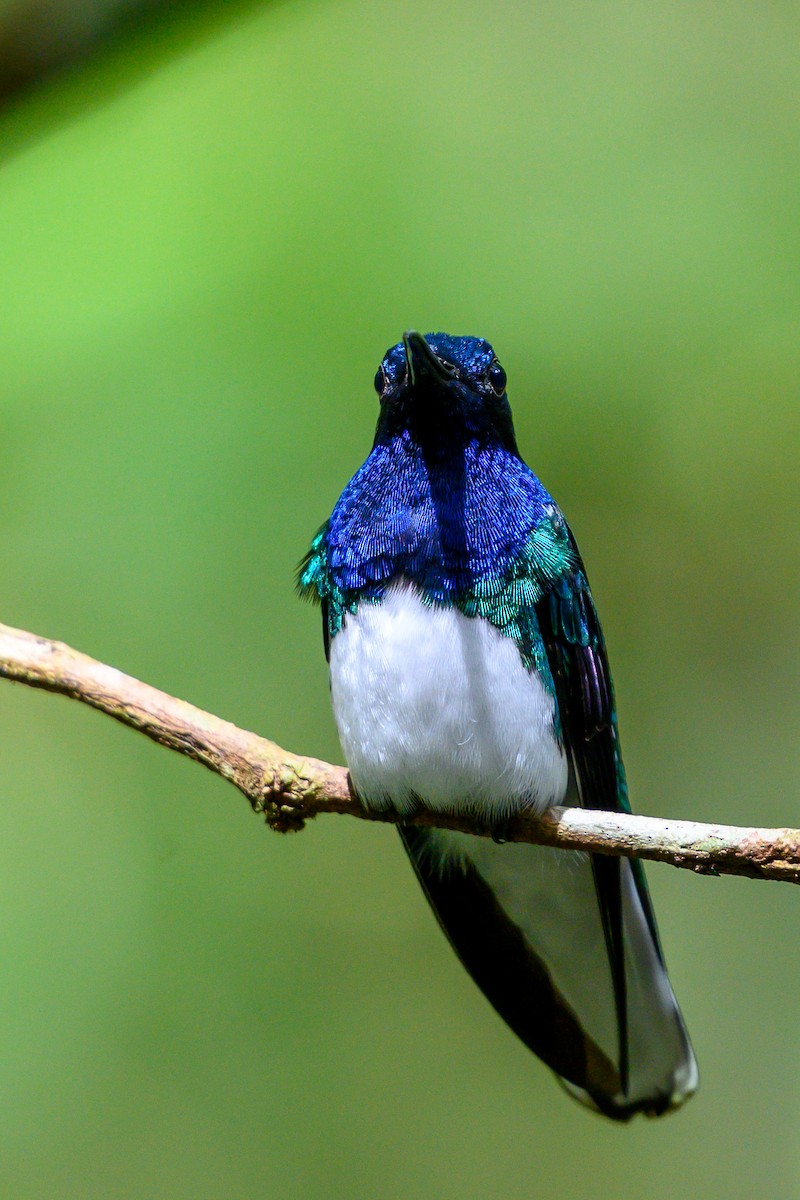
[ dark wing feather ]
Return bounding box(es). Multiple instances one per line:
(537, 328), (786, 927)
(536, 525), (636, 1091)
(322, 598), (331, 663)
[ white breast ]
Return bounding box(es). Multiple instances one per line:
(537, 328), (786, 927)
(329, 582), (568, 818)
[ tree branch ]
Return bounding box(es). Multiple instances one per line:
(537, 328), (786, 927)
(0, 619), (797, 884)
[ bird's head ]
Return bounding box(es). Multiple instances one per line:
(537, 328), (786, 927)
(372, 331), (520, 455)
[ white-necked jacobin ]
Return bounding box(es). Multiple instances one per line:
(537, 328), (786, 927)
(299, 331), (698, 1119)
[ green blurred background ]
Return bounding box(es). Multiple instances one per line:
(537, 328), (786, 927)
(0, 1), (798, 1196)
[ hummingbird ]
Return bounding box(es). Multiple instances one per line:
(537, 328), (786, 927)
(299, 331), (698, 1119)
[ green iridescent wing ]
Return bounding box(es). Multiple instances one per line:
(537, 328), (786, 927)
(297, 521), (333, 661)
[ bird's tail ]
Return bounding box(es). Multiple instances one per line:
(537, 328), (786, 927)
(400, 826), (698, 1119)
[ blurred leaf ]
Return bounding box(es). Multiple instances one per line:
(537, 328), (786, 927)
(0, 0), (266, 117)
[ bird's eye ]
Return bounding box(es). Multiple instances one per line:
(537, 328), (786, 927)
(374, 366), (388, 395)
(487, 359), (507, 395)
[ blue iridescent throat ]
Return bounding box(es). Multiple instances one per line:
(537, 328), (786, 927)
(298, 429), (575, 681)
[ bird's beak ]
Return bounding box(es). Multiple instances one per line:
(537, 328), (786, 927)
(403, 331), (452, 387)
